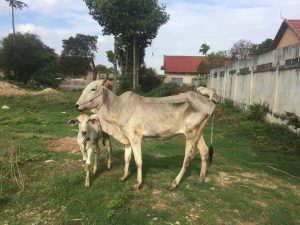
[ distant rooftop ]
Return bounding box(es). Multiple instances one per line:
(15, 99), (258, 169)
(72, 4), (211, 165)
(162, 55), (207, 74)
(272, 19), (300, 49)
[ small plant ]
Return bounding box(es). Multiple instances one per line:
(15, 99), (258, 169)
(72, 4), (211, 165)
(1, 140), (25, 192)
(246, 102), (269, 122)
(106, 187), (131, 220)
(285, 112), (300, 129)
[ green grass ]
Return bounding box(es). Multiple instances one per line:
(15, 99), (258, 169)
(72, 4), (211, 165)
(0, 91), (299, 225)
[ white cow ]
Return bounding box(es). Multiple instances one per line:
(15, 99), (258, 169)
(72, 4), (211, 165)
(75, 81), (215, 190)
(67, 114), (112, 188)
(196, 86), (220, 103)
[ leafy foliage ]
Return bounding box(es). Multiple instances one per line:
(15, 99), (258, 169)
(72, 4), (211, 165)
(199, 43), (210, 55)
(84, 0), (169, 89)
(139, 67), (162, 92)
(229, 39), (257, 60)
(246, 102), (270, 122)
(256, 38), (273, 55)
(0, 33), (59, 87)
(198, 51), (230, 74)
(59, 34), (97, 77)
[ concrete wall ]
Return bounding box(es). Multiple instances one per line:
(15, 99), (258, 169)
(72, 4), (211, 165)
(208, 43), (300, 117)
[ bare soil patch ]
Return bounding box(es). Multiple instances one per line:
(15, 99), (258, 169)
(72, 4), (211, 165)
(215, 171), (278, 189)
(46, 136), (80, 154)
(0, 81), (61, 96)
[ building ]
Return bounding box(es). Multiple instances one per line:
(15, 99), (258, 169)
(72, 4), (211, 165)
(161, 55), (207, 85)
(271, 19), (300, 49)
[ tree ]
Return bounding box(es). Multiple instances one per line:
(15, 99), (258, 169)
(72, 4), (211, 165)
(96, 64), (109, 73)
(199, 43), (210, 55)
(59, 34), (98, 78)
(84, 0), (169, 91)
(198, 51), (230, 74)
(0, 32), (58, 86)
(229, 39), (257, 60)
(5, 0), (28, 43)
(256, 38), (273, 55)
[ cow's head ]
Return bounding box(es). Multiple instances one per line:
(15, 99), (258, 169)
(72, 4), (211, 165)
(75, 80), (108, 111)
(67, 114), (99, 136)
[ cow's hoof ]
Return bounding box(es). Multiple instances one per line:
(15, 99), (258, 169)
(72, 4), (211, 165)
(131, 183), (142, 191)
(120, 176), (127, 182)
(85, 184), (90, 189)
(168, 185), (177, 191)
(107, 165), (111, 170)
(195, 179), (205, 185)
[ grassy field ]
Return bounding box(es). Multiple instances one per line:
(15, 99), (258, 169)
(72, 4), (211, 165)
(0, 91), (300, 225)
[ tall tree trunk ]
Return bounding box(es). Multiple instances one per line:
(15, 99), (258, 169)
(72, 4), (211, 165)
(132, 34), (137, 90)
(11, 3), (15, 45)
(112, 36), (118, 94)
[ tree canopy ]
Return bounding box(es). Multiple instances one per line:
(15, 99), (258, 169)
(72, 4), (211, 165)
(59, 34), (98, 77)
(84, 0), (169, 90)
(0, 32), (58, 86)
(257, 38), (273, 55)
(229, 39), (257, 60)
(199, 43), (210, 55)
(198, 51), (230, 74)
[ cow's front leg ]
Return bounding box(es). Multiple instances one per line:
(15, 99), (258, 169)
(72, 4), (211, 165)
(120, 144), (132, 182)
(93, 144), (100, 175)
(105, 138), (112, 170)
(85, 147), (93, 188)
(130, 138), (142, 191)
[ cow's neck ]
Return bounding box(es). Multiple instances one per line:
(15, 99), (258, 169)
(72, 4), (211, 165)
(99, 89), (119, 122)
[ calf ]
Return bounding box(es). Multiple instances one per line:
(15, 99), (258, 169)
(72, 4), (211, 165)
(67, 114), (112, 188)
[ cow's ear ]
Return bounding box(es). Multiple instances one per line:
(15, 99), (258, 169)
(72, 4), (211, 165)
(102, 79), (108, 86)
(88, 118), (99, 125)
(67, 118), (79, 126)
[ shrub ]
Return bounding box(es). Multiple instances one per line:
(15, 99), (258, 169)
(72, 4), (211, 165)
(144, 83), (174, 97)
(117, 74), (133, 94)
(246, 102), (269, 122)
(139, 67), (162, 92)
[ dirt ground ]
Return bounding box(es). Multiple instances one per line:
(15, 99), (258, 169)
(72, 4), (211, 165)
(0, 81), (60, 96)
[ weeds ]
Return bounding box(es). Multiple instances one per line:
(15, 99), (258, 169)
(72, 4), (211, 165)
(106, 187), (131, 220)
(1, 140), (26, 192)
(246, 102), (269, 122)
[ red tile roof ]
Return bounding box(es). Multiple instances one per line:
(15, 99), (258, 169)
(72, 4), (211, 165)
(162, 56), (207, 74)
(272, 19), (300, 49)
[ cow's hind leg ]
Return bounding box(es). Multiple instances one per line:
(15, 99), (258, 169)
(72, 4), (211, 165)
(170, 137), (197, 191)
(130, 138), (143, 191)
(197, 135), (209, 184)
(93, 143), (100, 175)
(120, 144), (132, 182)
(105, 137), (112, 170)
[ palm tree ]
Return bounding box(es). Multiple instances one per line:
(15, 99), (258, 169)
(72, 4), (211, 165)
(6, 0), (28, 40)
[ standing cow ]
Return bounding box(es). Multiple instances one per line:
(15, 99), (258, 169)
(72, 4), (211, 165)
(75, 81), (215, 190)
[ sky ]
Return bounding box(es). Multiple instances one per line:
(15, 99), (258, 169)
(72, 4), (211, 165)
(1, 0), (300, 74)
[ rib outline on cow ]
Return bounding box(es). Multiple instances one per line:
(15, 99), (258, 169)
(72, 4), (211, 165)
(75, 81), (215, 190)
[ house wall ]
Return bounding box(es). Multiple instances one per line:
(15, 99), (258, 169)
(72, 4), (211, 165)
(164, 73), (197, 85)
(276, 27), (300, 49)
(208, 43), (300, 117)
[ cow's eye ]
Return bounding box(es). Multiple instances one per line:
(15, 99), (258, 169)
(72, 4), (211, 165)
(91, 88), (96, 91)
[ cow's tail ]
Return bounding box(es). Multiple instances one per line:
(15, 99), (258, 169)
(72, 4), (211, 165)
(208, 110), (215, 166)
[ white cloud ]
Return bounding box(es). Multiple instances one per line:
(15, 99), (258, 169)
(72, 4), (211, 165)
(1, 0), (300, 73)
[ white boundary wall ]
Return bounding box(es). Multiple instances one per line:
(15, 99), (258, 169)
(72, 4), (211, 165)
(208, 43), (300, 117)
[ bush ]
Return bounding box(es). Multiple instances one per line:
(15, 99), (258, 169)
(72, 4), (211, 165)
(0, 32), (59, 88)
(246, 102), (269, 122)
(139, 67), (162, 92)
(143, 83), (174, 97)
(117, 74), (133, 94)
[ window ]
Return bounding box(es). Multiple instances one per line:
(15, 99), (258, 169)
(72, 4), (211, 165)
(171, 77), (183, 85)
